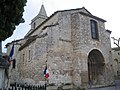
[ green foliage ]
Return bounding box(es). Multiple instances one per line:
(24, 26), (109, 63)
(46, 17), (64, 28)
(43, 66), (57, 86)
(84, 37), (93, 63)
(57, 85), (63, 90)
(0, 0), (27, 41)
(75, 86), (85, 90)
(112, 47), (120, 51)
(48, 83), (55, 86)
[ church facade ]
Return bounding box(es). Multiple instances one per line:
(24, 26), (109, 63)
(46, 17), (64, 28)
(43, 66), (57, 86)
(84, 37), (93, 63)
(6, 5), (114, 88)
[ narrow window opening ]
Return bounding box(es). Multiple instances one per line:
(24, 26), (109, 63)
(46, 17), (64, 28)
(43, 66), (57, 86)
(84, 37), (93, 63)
(12, 59), (16, 69)
(29, 50), (31, 60)
(90, 20), (99, 40)
(23, 54), (25, 63)
(33, 22), (36, 29)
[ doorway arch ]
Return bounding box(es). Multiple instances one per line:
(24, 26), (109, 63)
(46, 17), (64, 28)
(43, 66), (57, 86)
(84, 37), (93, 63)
(88, 49), (105, 85)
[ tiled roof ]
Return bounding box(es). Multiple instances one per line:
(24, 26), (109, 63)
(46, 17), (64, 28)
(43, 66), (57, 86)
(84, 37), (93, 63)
(19, 35), (37, 51)
(19, 33), (48, 51)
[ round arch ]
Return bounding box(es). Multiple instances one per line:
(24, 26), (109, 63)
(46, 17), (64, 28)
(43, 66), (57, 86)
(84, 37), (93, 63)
(88, 49), (105, 85)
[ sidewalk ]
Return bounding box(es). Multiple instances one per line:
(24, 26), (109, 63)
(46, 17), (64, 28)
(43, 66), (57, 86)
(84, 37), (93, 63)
(88, 80), (120, 90)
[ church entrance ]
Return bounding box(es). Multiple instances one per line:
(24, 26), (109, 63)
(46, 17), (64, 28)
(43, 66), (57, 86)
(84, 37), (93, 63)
(88, 49), (105, 86)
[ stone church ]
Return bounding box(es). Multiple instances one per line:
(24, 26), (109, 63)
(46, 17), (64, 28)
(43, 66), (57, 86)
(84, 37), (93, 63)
(6, 5), (114, 88)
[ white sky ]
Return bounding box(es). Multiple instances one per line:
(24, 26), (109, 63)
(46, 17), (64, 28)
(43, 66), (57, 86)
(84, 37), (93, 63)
(2, 0), (120, 52)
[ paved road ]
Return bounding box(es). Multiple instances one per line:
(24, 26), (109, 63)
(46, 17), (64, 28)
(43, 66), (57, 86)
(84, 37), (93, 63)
(115, 80), (120, 90)
(88, 80), (120, 90)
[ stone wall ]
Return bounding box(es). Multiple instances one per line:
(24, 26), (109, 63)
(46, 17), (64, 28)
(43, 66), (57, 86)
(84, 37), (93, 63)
(7, 7), (114, 88)
(112, 49), (120, 76)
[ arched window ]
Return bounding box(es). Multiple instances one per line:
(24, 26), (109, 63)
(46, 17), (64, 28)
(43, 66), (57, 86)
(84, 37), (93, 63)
(90, 20), (99, 40)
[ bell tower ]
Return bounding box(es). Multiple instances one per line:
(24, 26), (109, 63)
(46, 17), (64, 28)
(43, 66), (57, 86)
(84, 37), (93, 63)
(30, 4), (47, 30)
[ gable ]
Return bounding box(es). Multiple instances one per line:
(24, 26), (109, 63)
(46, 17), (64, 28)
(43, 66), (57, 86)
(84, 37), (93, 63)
(25, 7), (105, 38)
(81, 7), (92, 15)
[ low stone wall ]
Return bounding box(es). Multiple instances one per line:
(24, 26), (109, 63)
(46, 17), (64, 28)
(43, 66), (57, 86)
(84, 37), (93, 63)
(47, 85), (73, 90)
(88, 85), (116, 90)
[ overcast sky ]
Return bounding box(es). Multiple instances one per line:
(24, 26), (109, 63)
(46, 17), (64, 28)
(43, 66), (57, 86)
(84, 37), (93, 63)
(2, 0), (120, 52)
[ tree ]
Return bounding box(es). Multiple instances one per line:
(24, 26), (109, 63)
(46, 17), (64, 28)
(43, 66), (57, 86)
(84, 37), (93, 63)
(0, 0), (27, 88)
(0, 0), (27, 41)
(0, 0), (27, 70)
(111, 37), (120, 47)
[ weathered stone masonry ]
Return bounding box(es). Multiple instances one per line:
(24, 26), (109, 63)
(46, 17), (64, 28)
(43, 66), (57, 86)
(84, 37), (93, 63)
(6, 5), (114, 88)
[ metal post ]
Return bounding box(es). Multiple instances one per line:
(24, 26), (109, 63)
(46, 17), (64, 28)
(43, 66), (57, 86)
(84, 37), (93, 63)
(45, 78), (46, 90)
